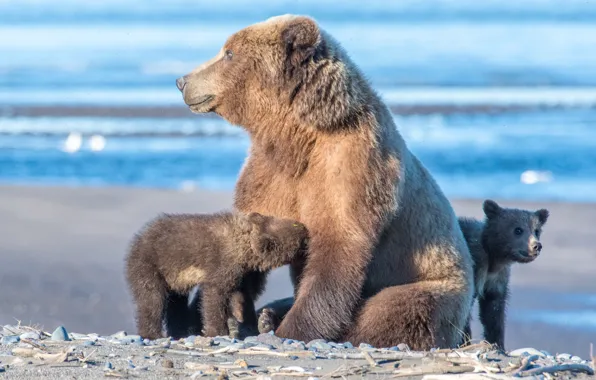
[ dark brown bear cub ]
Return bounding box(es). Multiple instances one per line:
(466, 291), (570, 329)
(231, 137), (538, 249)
(459, 199), (549, 349)
(125, 211), (308, 340)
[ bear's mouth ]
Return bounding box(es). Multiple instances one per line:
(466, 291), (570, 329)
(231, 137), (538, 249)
(512, 250), (538, 263)
(188, 95), (215, 113)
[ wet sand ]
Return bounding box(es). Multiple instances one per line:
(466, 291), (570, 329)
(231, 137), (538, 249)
(0, 185), (594, 356)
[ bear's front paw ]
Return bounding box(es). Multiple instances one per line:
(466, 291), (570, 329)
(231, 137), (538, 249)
(258, 308), (279, 334)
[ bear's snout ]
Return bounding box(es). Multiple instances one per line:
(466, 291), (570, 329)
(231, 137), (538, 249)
(531, 242), (542, 254)
(176, 76), (186, 92)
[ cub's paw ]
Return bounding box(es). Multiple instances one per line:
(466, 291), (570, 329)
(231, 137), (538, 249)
(258, 307), (280, 334)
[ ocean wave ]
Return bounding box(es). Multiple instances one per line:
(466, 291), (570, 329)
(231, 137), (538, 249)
(3, 0), (596, 24)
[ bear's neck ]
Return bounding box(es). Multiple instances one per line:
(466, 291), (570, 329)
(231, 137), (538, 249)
(251, 120), (318, 178)
(480, 227), (508, 274)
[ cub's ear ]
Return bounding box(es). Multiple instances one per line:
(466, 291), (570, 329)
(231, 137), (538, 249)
(535, 208), (549, 225)
(281, 16), (320, 69)
(247, 212), (266, 225)
(482, 199), (502, 219)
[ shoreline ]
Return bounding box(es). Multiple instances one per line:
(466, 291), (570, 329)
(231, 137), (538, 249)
(0, 184), (594, 356)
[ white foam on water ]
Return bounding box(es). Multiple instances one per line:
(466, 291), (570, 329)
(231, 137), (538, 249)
(4, 87), (596, 107)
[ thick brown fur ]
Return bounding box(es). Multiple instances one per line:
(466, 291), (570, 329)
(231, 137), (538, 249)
(459, 199), (549, 349)
(125, 211), (308, 340)
(176, 14), (474, 349)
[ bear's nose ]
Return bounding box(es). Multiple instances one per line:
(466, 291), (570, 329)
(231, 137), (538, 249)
(176, 77), (186, 92)
(532, 242), (542, 253)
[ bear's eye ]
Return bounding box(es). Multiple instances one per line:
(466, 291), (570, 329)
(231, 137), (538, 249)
(535, 229), (540, 237)
(514, 227), (523, 236)
(224, 49), (233, 61)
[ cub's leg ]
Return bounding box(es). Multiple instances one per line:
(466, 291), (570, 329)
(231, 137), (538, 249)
(201, 286), (232, 337)
(478, 285), (508, 350)
(126, 255), (167, 340)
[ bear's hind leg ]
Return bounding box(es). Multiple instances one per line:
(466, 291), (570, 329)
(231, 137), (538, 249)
(343, 281), (470, 350)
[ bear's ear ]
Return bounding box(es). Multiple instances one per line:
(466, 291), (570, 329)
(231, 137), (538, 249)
(281, 16), (320, 69)
(535, 208), (549, 225)
(483, 199), (501, 219)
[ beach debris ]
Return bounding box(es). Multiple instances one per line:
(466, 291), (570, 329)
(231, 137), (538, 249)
(19, 331), (40, 341)
(50, 326), (71, 341)
(1, 325), (595, 379)
(1, 335), (20, 345)
(509, 347), (546, 357)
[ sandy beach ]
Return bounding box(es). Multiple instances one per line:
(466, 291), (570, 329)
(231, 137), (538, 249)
(0, 185), (594, 357)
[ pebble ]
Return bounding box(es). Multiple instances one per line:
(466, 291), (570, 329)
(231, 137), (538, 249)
(397, 343), (410, 351)
(83, 341), (96, 346)
(19, 332), (40, 341)
(387, 346), (401, 351)
(257, 333), (284, 348)
(342, 342), (354, 349)
(571, 355), (582, 362)
(557, 353), (572, 361)
(358, 343), (374, 350)
(1, 335), (20, 345)
(307, 339), (327, 347)
(244, 336), (258, 343)
(509, 348), (546, 358)
(124, 335), (143, 344)
(104, 361), (114, 370)
(0, 365), (4, 373)
(254, 343), (274, 350)
(162, 359), (174, 369)
(111, 331), (128, 339)
(328, 342), (344, 349)
(70, 333), (89, 340)
(51, 326), (71, 341)
(307, 340), (332, 350)
(289, 341), (307, 350)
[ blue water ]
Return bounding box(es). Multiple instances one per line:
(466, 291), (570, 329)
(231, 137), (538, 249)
(2, 0), (596, 201)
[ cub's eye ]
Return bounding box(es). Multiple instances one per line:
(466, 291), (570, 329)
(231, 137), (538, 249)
(514, 227), (523, 236)
(224, 49), (233, 61)
(535, 229), (540, 236)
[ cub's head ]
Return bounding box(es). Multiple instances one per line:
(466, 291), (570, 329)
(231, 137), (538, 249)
(244, 212), (309, 268)
(482, 199), (549, 264)
(176, 15), (360, 133)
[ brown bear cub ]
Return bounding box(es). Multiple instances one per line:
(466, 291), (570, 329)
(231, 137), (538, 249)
(459, 199), (549, 349)
(125, 211), (308, 340)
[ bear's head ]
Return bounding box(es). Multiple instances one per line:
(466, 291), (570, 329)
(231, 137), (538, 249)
(244, 212), (309, 269)
(481, 199), (549, 264)
(176, 15), (364, 134)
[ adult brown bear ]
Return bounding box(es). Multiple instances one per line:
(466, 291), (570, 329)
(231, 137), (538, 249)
(176, 14), (474, 349)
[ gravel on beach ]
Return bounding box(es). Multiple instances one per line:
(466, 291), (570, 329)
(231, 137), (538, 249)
(1, 324), (594, 379)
